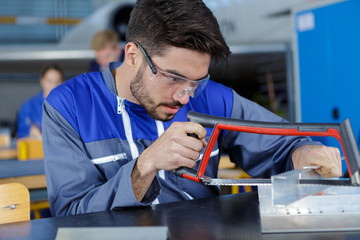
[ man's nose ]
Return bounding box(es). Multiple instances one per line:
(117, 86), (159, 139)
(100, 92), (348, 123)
(173, 90), (191, 105)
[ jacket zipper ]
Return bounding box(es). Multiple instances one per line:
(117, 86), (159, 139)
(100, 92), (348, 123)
(116, 96), (139, 160)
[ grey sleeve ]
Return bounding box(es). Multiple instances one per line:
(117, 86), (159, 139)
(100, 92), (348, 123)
(42, 100), (160, 216)
(222, 90), (321, 178)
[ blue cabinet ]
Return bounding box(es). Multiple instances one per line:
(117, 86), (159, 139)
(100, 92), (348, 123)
(294, 0), (360, 173)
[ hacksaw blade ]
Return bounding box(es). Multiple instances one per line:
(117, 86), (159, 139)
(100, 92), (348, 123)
(199, 175), (354, 187)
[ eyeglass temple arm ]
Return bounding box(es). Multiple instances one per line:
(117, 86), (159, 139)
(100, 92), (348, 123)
(133, 42), (157, 74)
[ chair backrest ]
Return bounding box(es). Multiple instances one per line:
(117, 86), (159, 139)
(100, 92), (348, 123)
(0, 183), (30, 224)
(17, 138), (43, 161)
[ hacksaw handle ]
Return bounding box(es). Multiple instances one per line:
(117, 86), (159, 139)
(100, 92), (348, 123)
(173, 133), (202, 181)
(174, 167), (198, 179)
(184, 111), (360, 185)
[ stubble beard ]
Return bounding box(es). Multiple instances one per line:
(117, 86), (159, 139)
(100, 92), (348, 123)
(130, 67), (183, 121)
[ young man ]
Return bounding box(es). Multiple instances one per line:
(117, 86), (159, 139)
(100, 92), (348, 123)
(89, 30), (123, 72)
(42, 0), (341, 217)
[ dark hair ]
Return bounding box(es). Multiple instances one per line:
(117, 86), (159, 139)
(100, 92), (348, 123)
(41, 63), (64, 80)
(126, 0), (231, 66)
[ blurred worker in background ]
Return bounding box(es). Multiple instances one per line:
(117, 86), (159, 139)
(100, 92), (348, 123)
(89, 29), (124, 72)
(17, 64), (64, 138)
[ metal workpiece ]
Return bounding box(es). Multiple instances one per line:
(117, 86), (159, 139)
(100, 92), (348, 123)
(258, 169), (360, 233)
(271, 168), (324, 206)
(352, 171), (360, 185)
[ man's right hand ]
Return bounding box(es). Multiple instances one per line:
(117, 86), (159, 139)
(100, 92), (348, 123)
(138, 121), (207, 175)
(131, 122), (207, 201)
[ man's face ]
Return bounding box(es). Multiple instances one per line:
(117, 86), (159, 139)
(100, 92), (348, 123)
(96, 44), (121, 69)
(130, 46), (211, 121)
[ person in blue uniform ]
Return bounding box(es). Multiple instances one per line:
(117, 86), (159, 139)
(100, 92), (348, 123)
(89, 30), (124, 72)
(17, 64), (64, 138)
(42, 0), (342, 217)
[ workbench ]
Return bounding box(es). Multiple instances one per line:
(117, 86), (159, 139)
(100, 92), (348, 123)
(1, 191), (360, 240)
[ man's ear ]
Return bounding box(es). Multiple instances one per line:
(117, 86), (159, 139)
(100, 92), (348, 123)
(124, 42), (140, 70)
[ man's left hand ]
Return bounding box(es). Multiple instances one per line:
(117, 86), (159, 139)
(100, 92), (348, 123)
(292, 145), (342, 178)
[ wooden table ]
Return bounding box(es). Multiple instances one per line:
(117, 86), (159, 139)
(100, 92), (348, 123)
(0, 159), (46, 190)
(0, 148), (17, 159)
(0, 158), (47, 204)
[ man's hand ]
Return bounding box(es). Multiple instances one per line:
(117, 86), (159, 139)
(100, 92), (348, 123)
(292, 145), (342, 178)
(131, 122), (207, 201)
(29, 125), (42, 139)
(137, 122), (207, 174)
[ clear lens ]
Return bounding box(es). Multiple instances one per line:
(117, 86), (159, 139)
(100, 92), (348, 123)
(156, 69), (209, 98)
(179, 87), (194, 97)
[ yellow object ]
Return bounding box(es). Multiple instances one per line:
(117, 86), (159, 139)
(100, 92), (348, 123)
(0, 15), (81, 25)
(30, 200), (50, 219)
(219, 155), (253, 194)
(0, 183), (30, 224)
(231, 171), (253, 194)
(218, 155), (236, 169)
(17, 138), (44, 160)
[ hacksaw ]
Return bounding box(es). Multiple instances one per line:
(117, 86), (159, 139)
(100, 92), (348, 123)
(174, 111), (360, 233)
(174, 111), (360, 187)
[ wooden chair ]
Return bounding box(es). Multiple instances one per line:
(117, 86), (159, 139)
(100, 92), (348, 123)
(0, 183), (30, 224)
(30, 200), (50, 219)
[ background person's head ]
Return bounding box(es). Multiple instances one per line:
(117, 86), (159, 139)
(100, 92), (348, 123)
(40, 64), (64, 98)
(126, 0), (231, 66)
(91, 30), (122, 69)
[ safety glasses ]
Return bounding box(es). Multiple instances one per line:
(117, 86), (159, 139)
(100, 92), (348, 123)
(133, 42), (209, 98)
